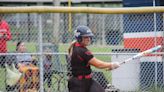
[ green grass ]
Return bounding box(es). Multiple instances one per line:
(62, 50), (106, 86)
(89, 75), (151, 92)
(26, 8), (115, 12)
(58, 43), (112, 52)
(7, 41), (37, 52)
(0, 68), (6, 91)
(7, 41), (112, 64)
(7, 41), (112, 53)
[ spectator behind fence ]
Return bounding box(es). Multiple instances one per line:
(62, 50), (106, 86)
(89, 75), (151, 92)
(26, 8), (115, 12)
(0, 14), (12, 68)
(16, 41), (37, 67)
(43, 48), (53, 92)
(15, 41), (39, 92)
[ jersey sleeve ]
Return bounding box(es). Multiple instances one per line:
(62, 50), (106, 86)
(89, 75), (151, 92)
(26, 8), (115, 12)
(81, 49), (94, 63)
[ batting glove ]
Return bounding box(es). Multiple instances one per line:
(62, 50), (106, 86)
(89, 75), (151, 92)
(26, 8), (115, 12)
(107, 62), (120, 70)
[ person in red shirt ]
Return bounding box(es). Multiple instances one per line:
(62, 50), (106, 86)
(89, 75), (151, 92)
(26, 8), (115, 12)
(68, 25), (120, 92)
(0, 14), (12, 67)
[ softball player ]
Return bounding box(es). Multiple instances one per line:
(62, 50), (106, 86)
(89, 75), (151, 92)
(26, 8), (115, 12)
(68, 25), (120, 92)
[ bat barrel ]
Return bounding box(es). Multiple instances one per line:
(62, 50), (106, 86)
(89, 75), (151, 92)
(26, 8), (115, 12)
(119, 45), (162, 65)
(151, 45), (161, 52)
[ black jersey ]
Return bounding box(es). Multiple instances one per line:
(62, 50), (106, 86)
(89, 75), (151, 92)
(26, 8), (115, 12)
(71, 42), (93, 76)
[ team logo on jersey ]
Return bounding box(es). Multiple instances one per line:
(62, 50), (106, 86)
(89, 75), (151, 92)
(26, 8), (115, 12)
(78, 55), (84, 61)
(85, 51), (92, 55)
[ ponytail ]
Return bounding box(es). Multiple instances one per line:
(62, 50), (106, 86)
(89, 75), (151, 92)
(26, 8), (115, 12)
(68, 40), (76, 56)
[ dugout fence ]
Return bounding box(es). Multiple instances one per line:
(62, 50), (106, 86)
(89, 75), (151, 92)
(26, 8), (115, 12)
(0, 6), (163, 92)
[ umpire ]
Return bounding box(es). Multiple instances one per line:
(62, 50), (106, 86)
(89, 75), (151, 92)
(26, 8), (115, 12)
(68, 25), (120, 92)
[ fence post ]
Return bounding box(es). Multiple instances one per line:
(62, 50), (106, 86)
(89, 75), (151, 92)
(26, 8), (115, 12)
(38, 14), (44, 92)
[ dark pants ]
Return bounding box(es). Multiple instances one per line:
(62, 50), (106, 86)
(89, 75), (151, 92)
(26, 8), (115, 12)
(0, 55), (6, 68)
(44, 72), (52, 88)
(68, 77), (105, 92)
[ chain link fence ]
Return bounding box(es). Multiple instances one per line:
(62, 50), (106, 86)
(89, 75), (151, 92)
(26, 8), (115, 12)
(0, 8), (163, 92)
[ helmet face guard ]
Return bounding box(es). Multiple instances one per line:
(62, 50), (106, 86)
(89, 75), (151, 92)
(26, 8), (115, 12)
(74, 25), (94, 42)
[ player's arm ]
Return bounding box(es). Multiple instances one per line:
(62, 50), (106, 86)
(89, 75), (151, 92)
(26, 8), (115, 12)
(88, 57), (120, 70)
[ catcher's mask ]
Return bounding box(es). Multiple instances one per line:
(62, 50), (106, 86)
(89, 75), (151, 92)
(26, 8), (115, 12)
(74, 25), (94, 42)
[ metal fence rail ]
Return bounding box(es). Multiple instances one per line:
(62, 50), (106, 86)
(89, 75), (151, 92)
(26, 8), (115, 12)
(0, 6), (163, 92)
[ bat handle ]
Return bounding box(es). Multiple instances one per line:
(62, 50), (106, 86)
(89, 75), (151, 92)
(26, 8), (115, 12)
(120, 58), (132, 65)
(119, 61), (125, 65)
